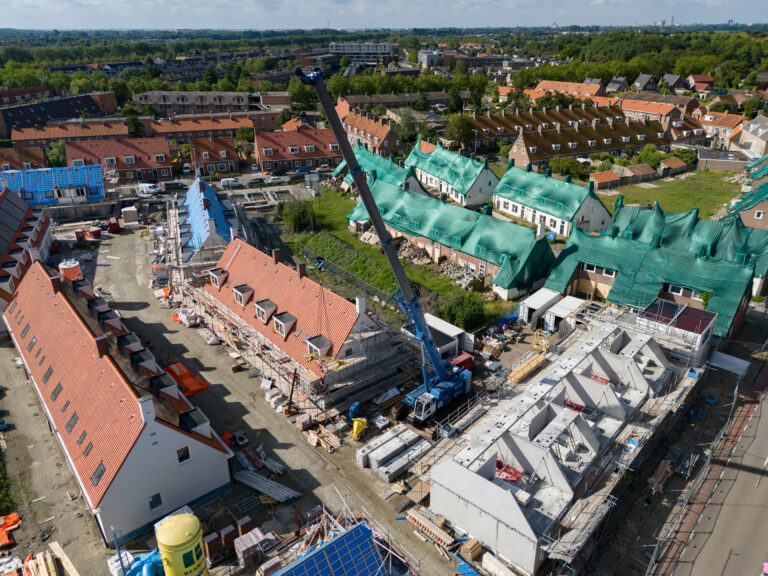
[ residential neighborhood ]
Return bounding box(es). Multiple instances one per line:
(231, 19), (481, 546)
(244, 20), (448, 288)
(0, 16), (766, 576)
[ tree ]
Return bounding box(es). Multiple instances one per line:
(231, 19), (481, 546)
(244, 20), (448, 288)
(419, 122), (436, 141)
(438, 292), (485, 330)
(178, 143), (191, 159)
(637, 144), (665, 169)
(407, 51), (419, 65)
(413, 92), (430, 112)
(447, 88), (463, 114)
(505, 88), (531, 113)
(339, 55), (351, 68)
(47, 140), (66, 167)
(278, 108), (293, 125)
(669, 148), (698, 166)
(741, 96), (763, 119)
(709, 101), (732, 113)
(549, 157), (589, 181)
(444, 115), (474, 149)
(256, 80), (277, 92)
(235, 126), (254, 142)
(278, 200), (315, 232)
(327, 76), (349, 101)
(107, 78), (130, 106)
(395, 108), (418, 142)
(125, 115), (144, 138)
(453, 59), (468, 75)
(468, 74), (488, 108)
(202, 66), (218, 85)
(658, 81), (671, 95)
(140, 103), (159, 118)
(287, 76), (313, 108)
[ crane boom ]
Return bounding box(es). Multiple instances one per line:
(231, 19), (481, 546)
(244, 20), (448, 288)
(297, 68), (450, 388)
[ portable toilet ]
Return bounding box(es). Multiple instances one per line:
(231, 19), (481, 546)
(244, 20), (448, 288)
(58, 259), (83, 282)
(74, 229), (85, 242)
(156, 513), (208, 576)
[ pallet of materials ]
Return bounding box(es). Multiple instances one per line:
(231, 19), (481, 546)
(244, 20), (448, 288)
(377, 439), (431, 483)
(407, 507), (453, 549)
(508, 353), (546, 384)
(233, 471), (301, 503)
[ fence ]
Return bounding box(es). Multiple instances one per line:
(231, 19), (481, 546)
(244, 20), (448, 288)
(643, 377), (740, 576)
(297, 241), (396, 308)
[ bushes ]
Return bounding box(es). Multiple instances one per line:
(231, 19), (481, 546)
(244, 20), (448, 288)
(437, 291), (485, 330)
(278, 200), (316, 233)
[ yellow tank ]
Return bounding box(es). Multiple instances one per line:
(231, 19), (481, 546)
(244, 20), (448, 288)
(156, 513), (209, 576)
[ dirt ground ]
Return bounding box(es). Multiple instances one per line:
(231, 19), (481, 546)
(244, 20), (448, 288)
(30, 225), (457, 575)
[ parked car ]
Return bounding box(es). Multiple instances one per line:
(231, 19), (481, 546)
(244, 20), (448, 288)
(138, 182), (163, 195)
(247, 177), (264, 185)
(163, 181), (186, 191)
(182, 163), (192, 175)
(317, 163), (331, 171)
(250, 164), (261, 172)
(295, 166), (311, 174)
(220, 177), (242, 188)
(267, 176), (286, 183)
(271, 168), (286, 176)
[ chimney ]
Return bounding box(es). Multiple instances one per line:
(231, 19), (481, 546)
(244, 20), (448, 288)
(272, 248), (281, 265)
(401, 179), (409, 191)
(569, 104), (573, 111)
(355, 294), (365, 315)
(588, 180), (595, 193)
(49, 274), (62, 293)
(542, 106), (547, 114)
(502, 108), (506, 117)
(472, 110), (476, 120)
(581, 102), (586, 110)
(537, 125), (543, 135)
(529, 106), (534, 115)
(94, 333), (110, 358)
(297, 262), (306, 280)
(556, 105), (560, 113)
(565, 174), (572, 183)
(608, 117), (614, 128)
(555, 122), (561, 133)
(515, 108), (519, 115)
(592, 118), (598, 129)
(138, 395), (155, 424)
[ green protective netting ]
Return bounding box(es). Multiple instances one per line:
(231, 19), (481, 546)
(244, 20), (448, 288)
(493, 164), (606, 221)
(403, 135), (489, 197)
(546, 199), (765, 337)
(347, 174), (556, 291)
(332, 143), (414, 187)
(745, 152), (768, 170)
(749, 162), (768, 181)
(725, 182), (768, 221)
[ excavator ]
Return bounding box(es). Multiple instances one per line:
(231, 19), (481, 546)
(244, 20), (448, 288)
(296, 68), (471, 423)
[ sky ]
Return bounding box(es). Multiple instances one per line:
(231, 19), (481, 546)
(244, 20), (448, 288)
(1, 0), (762, 30)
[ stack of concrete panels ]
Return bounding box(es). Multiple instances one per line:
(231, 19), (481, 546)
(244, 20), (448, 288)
(356, 424), (408, 468)
(368, 429), (420, 471)
(377, 439), (431, 482)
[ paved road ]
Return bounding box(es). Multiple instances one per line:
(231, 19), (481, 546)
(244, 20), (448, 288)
(673, 368), (768, 576)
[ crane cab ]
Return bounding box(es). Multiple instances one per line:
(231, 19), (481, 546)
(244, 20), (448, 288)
(414, 392), (437, 422)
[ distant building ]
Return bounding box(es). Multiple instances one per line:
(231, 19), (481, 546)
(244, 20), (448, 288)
(661, 74), (686, 92)
(253, 127), (342, 173)
(605, 76), (629, 93)
(533, 80), (606, 98)
(686, 74), (715, 94)
(329, 42), (396, 65)
(695, 110), (744, 148)
(0, 86), (51, 106)
(620, 91), (699, 116)
(133, 91), (291, 116)
(11, 118), (128, 149)
(66, 138), (173, 183)
(338, 108), (401, 157)
(725, 182), (768, 230)
(385, 107), (447, 132)
(590, 170), (621, 190)
(632, 74), (658, 92)
(0, 165), (104, 206)
(337, 91), (470, 112)
(3, 263), (232, 542)
(147, 116), (257, 144)
(404, 136), (499, 207)
(332, 143), (421, 192)
(0, 147), (47, 171)
(620, 99), (681, 122)
(190, 137), (238, 176)
(729, 114), (768, 158)
(666, 117), (707, 146)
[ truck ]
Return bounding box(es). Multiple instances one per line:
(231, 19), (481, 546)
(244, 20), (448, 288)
(297, 68), (471, 423)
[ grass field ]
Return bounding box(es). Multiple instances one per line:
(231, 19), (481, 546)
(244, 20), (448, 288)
(597, 170), (740, 218)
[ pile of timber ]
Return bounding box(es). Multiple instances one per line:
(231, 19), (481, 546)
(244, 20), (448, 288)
(303, 424), (341, 453)
(407, 506), (453, 549)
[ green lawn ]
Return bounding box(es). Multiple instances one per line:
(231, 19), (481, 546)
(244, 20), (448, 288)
(597, 171), (740, 219)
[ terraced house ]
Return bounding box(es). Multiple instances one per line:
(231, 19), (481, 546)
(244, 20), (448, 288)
(545, 197), (768, 337)
(332, 143), (421, 192)
(253, 127), (342, 173)
(404, 136), (499, 206)
(492, 161), (611, 237)
(347, 172), (556, 300)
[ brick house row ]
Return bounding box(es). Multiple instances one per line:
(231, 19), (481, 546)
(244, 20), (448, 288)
(253, 127), (342, 173)
(65, 138), (173, 183)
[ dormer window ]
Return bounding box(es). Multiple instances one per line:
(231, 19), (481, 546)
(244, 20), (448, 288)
(588, 140), (596, 147)
(552, 144), (560, 151)
(672, 121), (683, 128)
(307, 335), (332, 357)
(482, 128), (490, 135)
(209, 268), (228, 287)
(568, 121), (576, 127)
(603, 138), (612, 145)
(541, 123), (549, 129)
(105, 156), (116, 166)
(568, 142), (577, 149)
(219, 150), (227, 158)
(621, 136), (630, 143)
(529, 146), (537, 154)
(123, 155), (135, 165)
(289, 146), (299, 155)
(525, 124), (532, 130)
(330, 143), (339, 151)
(233, 283), (253, 306)
(638, 134), (647, 142)
(73, 159), (84, 167)
(694, 129), (702, 135)
(304, 145), (315, 153)
(273, 311), (296, 337)
(615, 116), (622, 122)
(202, 152), (210, 160)
(255, 298), (277, 323)
(263, 147), (273, 156)
(154, 154), (165, 163)
(497, 126), (504, 133)
(657, 132), (664, 139)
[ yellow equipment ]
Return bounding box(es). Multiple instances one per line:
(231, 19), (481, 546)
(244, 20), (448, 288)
(351, 418), (367, 440)
(156, 513), (209, 576)
(534, 330), (556, 353)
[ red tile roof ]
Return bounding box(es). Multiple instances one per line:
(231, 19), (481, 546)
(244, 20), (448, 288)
(341, 110), (393, 143)
(524, 89), (618, 107)
(0, 147), (46, 170)
(534, 80), (604, 97)
(590, 170), (620, 183)
(660, 157), (686, 169)
(65, 138), (171, 171)
(204, 239), (359, 376)
(150, 117), (253, 135)
(254, 127), (341, 163)
(626, 163), (656, 176)
(190, 137), (237, 162)
(282, 117), (309, 131)
(699, 111), (744, 130)
(3, 263), (144, 507)
(620, 99), (677, 116)
(498, 86), (514, 96)
(419, 139), (437, 154)
(12, 120), (129, 142)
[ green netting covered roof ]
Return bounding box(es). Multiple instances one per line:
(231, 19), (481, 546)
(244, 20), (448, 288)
(725, 182), (768, 220)
(545, 198), (766, 337)
(746, 152), (768, 170)
(493, 165), (604, 221)
(403, 136), (489, 197)
(347, 173), (556, 291)
(749, 162), (768, 181)
(332, 143), (415, 187)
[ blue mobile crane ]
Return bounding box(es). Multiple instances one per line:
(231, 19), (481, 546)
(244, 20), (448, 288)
(297, 68), (472, 422)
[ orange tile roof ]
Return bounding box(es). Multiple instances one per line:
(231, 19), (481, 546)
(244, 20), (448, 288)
(524, 89), (617, 107)
(190, 137), (237, 161)
(699, 111), (744, 130)
(65, 138), (171, 171)
(534, 80), (603, 97)
(0, 147), (46, 170)
(660, 157), (686, 169)
(3, 263), (144, 507)
(150, 117), (253, 134)
(282, 117), (308, 131)
(341, 110), (393, 143)
(12, 120), (129, 142)
(498, 86), (513, 96)
(204, 240), (359, 376)
(590, 170), (620, 183)
(418, 139), (437, 154)
(620, 99), (677, 116)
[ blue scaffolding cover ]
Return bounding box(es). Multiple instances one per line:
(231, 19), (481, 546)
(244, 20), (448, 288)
(183, 178), (230, 256)
(0, 165), (104, 205)
(272, 523), (385, 576)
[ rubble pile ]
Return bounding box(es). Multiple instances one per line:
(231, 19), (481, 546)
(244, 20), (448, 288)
(358, 229), (380, 245)
(438, 260), (480, 290)
(397, 241), (432, 266)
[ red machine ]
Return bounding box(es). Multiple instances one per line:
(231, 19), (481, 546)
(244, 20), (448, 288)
(165, 362), (210, 396)
(107, 217), (121, 234)
(0, 512), (22, 547)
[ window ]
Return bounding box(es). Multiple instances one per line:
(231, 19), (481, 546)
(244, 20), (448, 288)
(691, 290), (702, 301)
(177, 446), (190, 463)
(584, 264), (597, 273)
(77, 430), (87, 445)
(219, 150), (227, 158)
(755, 211), (764, 220)
(621, 136), (630, 143)
(330, 143), (339, 152)
(549, 218), (557, 227)
(264, 162), (271, 170)
(149, 493), (163, 510)
(202, 151), (210, 160)
(218, 163), (226, 172)
(27, 336), (37, 352)
(263, 147), (273, 156)
(603, 138), (613, 145)
(289, 146), (299, 155)
(512, 204), (518, 214)
(552, 144), (560, 151)
(8, 301), (16, 315)
(638, 134), (647, 142)
(104, 156), (116, 166)
(125, 171), (133, 179)
(568, 142), (577, 149)
(154, 154), (165, 163)
(51, 383), (62, 401)
(667, 284), (684, 295)
(603, 268), (616, 278)
(72, 159), (84, 167)
(90, 461), (106, 487)
(304, 145), (315, 153)
(294, 160), (301, 168)
(42, 366), (53, 383)
(83, 442), (92, 457)
(65, 412), (78, 433)
(20, 323), (29, 338)
(61, 400), (70, 412)
(123, 155), (135, 165)
(588, 140), (596, 147)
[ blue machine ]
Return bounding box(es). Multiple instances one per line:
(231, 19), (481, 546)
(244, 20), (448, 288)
(125, 549), (163, 576)
(298, 68), (471, 423)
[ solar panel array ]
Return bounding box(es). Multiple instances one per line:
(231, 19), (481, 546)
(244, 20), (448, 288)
(272, 523), (386, 576)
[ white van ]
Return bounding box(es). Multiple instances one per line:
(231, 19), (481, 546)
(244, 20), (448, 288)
(138, 182), (163, 195)
(182, 163), (192, 175)
(220, 177), (242, 188)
